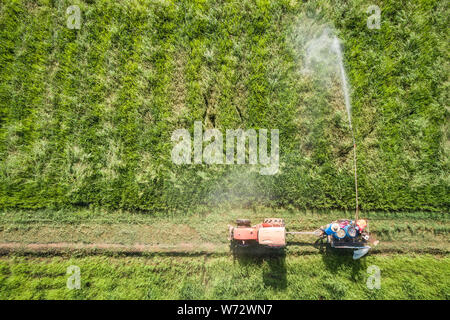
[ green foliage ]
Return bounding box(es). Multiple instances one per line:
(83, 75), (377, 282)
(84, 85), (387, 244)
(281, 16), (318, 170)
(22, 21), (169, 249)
(0, 254), (448, 299)
(0, 0), (448, 212)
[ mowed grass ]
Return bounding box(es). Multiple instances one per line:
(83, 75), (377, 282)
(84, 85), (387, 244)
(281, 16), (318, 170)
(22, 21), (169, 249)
(0, 254), (448, 300)
(0, 209), (448, 254)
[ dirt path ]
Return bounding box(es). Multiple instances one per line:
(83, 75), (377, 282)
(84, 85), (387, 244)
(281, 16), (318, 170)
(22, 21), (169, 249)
(0, 242), (227, 255)
(0, 241), (447, 256)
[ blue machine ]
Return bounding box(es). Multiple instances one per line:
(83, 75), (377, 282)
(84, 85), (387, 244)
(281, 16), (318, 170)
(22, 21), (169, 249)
(325, 223), (340, 235)
(324, 224), (335, 235)
(344, 225), (357, 238)
(333, 228), (346, 240)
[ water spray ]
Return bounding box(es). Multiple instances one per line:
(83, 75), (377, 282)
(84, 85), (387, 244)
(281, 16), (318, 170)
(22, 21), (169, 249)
(332, 36), (359, 222)
(228, 27), (375, 260)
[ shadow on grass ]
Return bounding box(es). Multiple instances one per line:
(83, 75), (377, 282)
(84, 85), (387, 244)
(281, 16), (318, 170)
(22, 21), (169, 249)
(230, 243), (287, 290)
(315, 238), (367, 281)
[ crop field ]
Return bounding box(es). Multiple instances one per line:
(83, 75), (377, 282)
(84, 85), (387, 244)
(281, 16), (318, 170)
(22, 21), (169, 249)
(0, 0), (448, 212)
(0, 0), (448, 301)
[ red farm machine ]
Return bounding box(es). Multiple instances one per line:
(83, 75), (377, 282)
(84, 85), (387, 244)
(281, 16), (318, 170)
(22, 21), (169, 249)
(228, 217), (375, 259)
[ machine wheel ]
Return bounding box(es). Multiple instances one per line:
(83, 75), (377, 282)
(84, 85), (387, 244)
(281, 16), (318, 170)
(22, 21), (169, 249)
(236, 219), (251, 227)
